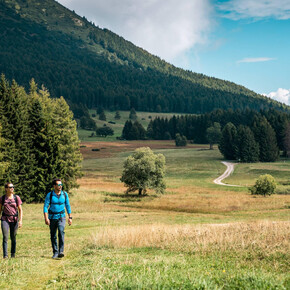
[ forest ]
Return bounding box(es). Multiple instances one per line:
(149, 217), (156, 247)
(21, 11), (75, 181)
(0, 0), (288, 115)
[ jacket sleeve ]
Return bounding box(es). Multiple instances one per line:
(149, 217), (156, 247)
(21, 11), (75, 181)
(64, 192), (71, 214)
(43, 192), (51, 213)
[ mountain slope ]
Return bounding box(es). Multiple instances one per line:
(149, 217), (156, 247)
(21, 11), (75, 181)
(0, 0), (288, 113)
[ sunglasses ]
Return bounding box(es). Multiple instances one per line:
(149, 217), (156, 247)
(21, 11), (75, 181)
(7, 186), (14, 189)
(56, 184), (63, 187)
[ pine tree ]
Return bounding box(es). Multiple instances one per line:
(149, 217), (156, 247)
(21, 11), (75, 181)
(252, 117), (279, 162)
(114, 110), (121, 120)
(235, 125), (259, 162)
(218, 122), (237, 160)
(129, 108), (137, 120)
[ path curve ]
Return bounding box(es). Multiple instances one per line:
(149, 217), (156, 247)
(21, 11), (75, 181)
(214, 161), (239, 187)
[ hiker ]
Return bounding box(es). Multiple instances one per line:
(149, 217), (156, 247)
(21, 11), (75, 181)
(0, 182), (23, 259)
(43, 178), (72, 259)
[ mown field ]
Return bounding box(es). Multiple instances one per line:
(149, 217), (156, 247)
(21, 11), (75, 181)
(0, 141), (289, 289)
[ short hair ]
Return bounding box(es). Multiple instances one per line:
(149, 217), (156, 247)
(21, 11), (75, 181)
(4, 182), (13, 188)
(52, 178), (62, 186)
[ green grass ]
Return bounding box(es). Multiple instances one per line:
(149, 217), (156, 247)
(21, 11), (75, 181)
(78, 110), (186, 141)
(0, 144), (289, 289)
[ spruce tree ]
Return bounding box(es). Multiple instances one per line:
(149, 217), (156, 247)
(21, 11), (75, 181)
(252, 117), (279, 162)
(114, 110), (121, 120)
(129, 108), (137, 121)
(218, 122), (237, 160)
(235, 125), (259, 162)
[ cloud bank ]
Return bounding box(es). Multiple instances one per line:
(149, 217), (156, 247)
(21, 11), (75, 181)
(237, 57), (276, 63)
(218, 0), (290, 20)
(57, 0), (213, 61)
(265, 88), (290, 105)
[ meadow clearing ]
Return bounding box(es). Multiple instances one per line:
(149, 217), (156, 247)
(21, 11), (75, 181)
(0, 140), (289, 289)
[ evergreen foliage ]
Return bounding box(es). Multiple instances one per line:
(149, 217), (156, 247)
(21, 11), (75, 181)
(114, 111), (121, 120)
(0, 75), (82, 202)
(129, 108), (137, 120)
(283, 122), (290, 157)
(80, 116), (97, 130)
(122, 120), (146, 140)
(175, 134), (187, 147)
(0, 1), (288, 114)
(249, 174), (276, 196)
(235, 126), (259, 162)
(120, 147), (166, 195)
(218, 123), (237, 160)
(99, 111), (107, 121)
(96, 125), (114, 137)
(206, 122), (222, 150)
(252, 117), (279, 162)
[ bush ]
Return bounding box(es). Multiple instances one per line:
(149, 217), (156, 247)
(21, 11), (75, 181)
(249, 174), (276, 196)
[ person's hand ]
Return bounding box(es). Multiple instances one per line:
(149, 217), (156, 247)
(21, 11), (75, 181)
(68, 218), (72, 226)
(18, 220), (22, 228)
(45, 218), (50, 226)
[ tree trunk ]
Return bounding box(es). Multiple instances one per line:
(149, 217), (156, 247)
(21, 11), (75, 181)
(138, 188), (142, 195)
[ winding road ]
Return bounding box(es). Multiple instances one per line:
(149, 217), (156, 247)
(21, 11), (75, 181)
(214, 161), (239, 187)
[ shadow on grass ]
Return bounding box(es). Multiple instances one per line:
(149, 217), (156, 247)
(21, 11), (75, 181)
(102, 192), (159, 203)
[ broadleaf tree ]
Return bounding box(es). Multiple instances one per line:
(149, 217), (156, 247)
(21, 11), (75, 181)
(120, 147), (166, 195)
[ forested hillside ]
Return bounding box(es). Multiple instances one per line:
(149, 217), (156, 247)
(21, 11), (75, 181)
(0, 0), (288, 114)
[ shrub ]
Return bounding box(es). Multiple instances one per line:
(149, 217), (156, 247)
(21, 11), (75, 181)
(249, 174), (276, 196)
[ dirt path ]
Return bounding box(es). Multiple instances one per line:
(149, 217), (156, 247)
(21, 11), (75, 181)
(214, 161), (239, 187)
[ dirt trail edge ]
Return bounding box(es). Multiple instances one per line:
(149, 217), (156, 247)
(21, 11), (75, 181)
(214, 161), (239, 187)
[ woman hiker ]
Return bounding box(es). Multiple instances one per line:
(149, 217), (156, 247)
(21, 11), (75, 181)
(0, 182), (23, 259)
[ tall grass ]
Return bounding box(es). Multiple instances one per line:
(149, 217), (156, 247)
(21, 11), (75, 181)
(92, 221), (289, 255)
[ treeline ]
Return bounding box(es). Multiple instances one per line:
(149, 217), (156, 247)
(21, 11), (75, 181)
(123, 108), (290, 161)
(0, 75), (82, 202)
(0, 2), (288, 115)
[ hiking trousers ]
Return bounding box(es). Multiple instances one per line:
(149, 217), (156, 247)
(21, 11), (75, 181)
(49, 218), (66, 254)
(1, 220), (18, 257)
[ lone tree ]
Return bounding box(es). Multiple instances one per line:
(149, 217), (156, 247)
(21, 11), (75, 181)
(175, 133), (187, 146)
(249, 174), (276, 197)
(120, 147), (166, 195)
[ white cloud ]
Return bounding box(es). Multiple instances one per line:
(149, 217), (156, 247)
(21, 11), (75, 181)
(57, 0), (213, 61)
(264, 88), (290, 105)
(218, 0), (290, 20)
(237, 57), (276, 63)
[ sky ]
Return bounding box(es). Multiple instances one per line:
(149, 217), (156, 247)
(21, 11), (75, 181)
(57, 0), (290, 105)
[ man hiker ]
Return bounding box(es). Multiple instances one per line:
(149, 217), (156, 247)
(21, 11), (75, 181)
(43, 178), (72, 259)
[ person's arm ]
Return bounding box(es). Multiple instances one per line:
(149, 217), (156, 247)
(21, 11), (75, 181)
(65, 192), (72, 226)
(18, 205), (23, 228)
(43, 193), (51, 225)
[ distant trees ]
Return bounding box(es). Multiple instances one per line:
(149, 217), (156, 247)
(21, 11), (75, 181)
(206, 122), (221, 150)
(129, 108), (137, 120)
(96, 125), (114, 137)
(80, 116), (97, 130)
(283, 122), (290, 157)
(120, 147), (166, 195)
(218, 123), (237, 160)
(122, 120), (146, 140)
(175, 133), (187, 147)
(249, 174), (276, 196)
(114, 110), (121, 120)
(99, 110), (107, 121)
(0, 75), (82, 202)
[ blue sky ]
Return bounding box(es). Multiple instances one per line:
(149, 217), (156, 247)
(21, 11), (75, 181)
(58, 0), (290, 105)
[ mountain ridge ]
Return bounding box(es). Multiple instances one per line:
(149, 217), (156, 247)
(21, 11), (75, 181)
(0, 0), (288, 113)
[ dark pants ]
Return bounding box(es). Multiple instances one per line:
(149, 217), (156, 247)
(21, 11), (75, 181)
(1, 220), (18, 258)
(49, 218), (66, 254)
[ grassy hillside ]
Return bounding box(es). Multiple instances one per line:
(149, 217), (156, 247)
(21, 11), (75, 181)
(0, 144), (289, 288)
(1, 0), (288, 114)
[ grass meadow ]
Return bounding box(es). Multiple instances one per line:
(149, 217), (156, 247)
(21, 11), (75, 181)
(0, 141), (289, 289)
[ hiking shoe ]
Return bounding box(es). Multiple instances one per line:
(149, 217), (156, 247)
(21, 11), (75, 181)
(11, 253), (15, 258)
(52, 253), (59, 259)
(58, 253), (64, 258)
(3, 256), (8, 259)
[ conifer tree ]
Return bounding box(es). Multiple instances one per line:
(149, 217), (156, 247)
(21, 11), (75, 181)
(129, 108), (137, 120)
(235, 125), (259, 162)
(252, 117), (279, 162)
(206, 122), (222, 150)
(114, 110), (121, 120)
(218, 122), (237, 160)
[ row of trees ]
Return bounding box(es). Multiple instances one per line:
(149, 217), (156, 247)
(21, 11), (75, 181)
(0, 75), (82, 202)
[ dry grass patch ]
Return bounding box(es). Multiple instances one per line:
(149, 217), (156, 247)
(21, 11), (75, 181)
(92, 221), (290, 255)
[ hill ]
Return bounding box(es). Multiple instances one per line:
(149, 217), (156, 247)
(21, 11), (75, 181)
(0, 0), (288, 113)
